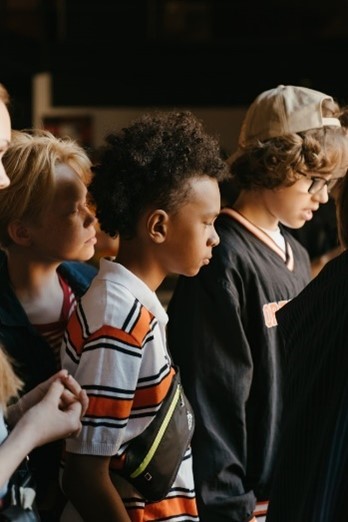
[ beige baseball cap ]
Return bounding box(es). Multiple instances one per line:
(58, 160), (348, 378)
(238, 84), (341, 148)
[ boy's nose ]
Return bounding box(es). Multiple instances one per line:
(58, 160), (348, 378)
(312, 185), (329, 204)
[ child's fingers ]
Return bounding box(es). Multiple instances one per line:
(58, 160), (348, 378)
(48, 369), (69, 385)
(43, 379), (66, 403)
(59, 388), (89, 418)
(62, 373), (83, 397)
(79, 389), (89, 417)
(59, 388), (76, 407)
(62, 401), (83, 437)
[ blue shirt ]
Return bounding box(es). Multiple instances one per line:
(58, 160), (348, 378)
(0, 409), (8, 499)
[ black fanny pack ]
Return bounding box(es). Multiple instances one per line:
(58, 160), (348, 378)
(121, 366), (195, 502)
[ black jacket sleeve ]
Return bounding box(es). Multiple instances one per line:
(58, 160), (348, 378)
(167, 265), (257, 522)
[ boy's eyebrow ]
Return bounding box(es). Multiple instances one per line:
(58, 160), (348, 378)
(203, 211), (220, 219)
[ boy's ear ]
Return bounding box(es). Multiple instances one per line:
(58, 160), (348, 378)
(7, 220), (32, 246)
(147, 209), (168, 243)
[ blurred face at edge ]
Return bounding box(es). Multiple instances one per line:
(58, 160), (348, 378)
(0, 100), (11, 189)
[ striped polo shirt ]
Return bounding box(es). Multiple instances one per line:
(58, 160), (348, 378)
(61, 258), (198, 521)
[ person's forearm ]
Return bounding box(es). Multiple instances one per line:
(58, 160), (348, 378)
(65, 475), (131, 522)
(71, 487), (131, 522)
(0, 415), (38, 489)
(6, 399), (23, 428)
(63, 452), (131, 522)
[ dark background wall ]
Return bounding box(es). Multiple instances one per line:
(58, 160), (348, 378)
(2, 0), (348, 128)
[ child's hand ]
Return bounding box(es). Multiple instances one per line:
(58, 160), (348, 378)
(59, 372), (89, 417)
(21, 379), (86, 445)
(7, 369), (88, 427)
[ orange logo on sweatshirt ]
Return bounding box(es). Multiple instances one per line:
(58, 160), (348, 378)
(262, 300), (289, 328)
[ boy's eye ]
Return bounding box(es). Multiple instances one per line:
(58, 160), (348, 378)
(69, 205), (82, 215)
(70, 201), (94, 216)
(204, 217), (217, 227)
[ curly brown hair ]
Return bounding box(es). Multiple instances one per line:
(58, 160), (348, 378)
(89, 111), (230, 239)
(224, 100), (348, 200)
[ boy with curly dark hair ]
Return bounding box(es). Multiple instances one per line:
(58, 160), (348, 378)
(60, 110), (230, 521)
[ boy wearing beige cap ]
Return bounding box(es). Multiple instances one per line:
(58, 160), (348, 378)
(167, 85), (348, 522)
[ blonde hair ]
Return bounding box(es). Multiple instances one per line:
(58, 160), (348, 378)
(0, 83), (22, 408)
(0, 129), (92, 248)
(0, 348), (22, 411)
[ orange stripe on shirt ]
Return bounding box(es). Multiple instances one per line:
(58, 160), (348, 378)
(254, 500), (269, 516)
(88, 325), (140, 348)
(87, 395), (132, 419)
(128, 494), (198, 521)
(129, 306), (154, 345)
(87, 367), (175, 417)
(132, 368), (175, 409)
(67, 314), (143, 357)
(66, 311), (85, 354)
(67, 306), (155, 358)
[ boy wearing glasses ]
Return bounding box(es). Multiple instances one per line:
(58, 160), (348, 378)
(167, 85), (348, 522)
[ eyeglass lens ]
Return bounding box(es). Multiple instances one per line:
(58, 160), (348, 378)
(309, 177), (339, 194)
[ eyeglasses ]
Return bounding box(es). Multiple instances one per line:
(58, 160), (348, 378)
(298, 173), (343, 195)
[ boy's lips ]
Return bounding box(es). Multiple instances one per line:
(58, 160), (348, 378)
(303, 210), (313, 220)
(302, 206), (319, 221)
(85, 235), (97, 244)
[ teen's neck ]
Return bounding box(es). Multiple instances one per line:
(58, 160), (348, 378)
(232, 191), (279, 231)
